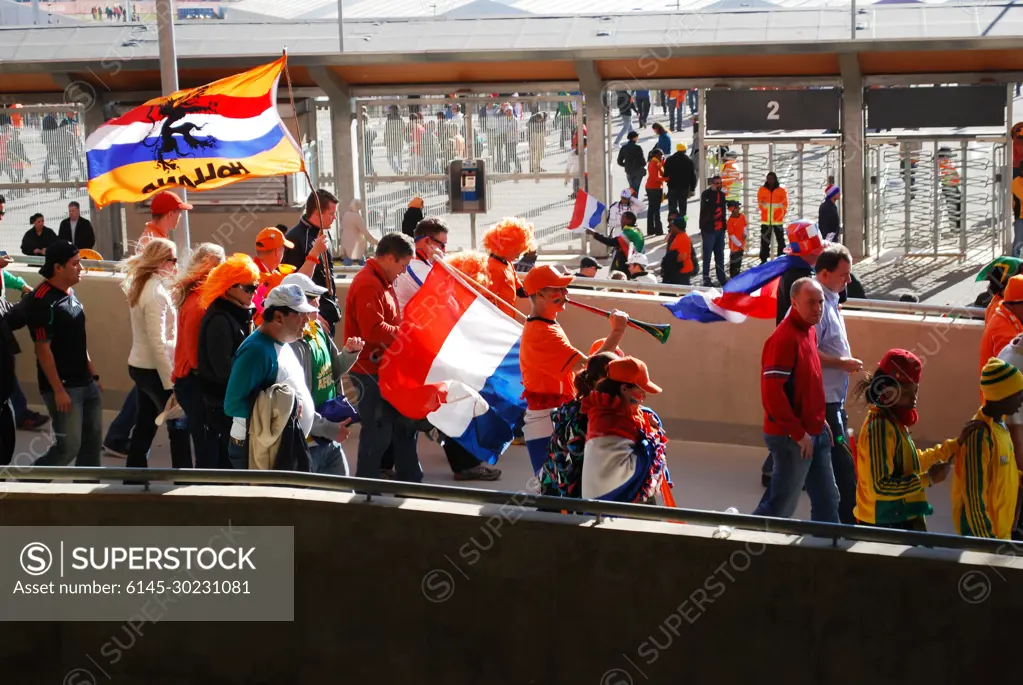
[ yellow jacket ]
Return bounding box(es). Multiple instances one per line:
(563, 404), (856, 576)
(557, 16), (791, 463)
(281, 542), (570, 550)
(757, 185), (788, 226)
(854, 407), (958, 525)
(952, 411), (1020, 540)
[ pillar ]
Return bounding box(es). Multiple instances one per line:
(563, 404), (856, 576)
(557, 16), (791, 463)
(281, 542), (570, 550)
(839, 54), (865, 260)
(310, 66), (357, 212)
(576, 60), (608, 256)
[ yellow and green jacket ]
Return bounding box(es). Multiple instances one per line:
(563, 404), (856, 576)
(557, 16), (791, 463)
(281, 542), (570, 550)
(952, 411), (1020, 540)
(854, 407), (958, 525)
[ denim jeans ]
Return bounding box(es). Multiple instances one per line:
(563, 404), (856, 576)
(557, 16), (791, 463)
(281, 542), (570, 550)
(10, 375), (28, 421)
(666, 190), (687, 221)
(626, 171), (645, 196)
(701, 230), (727, 285)
(103, 385), (138, 453)
(175, 373), (216, 469)
(35, 381), (102, 467)
(309, 440), (349, 476)
(1013, 219), (1023, 258)
(826, 401), (857, 525)
(613, 115), (633, 146)
(127, 366), (192, 470)
(666, 99), (678, 130)
(228, 437), (247, 470)
(753, 431), (839, 523)
(351, 372), (422, 482)
(342, 257), (366, 267)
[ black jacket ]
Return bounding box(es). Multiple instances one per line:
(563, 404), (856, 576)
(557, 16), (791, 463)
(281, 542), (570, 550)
(616, 92), (635, 117)
(662, 151), (696, 194)
(776, 263), (815, 324)
(699, 189), (728, 233)
(197, 298), (253, 406)
(58, 217), (96, 250)
(617, 141), (645, 175)
(0, 317), (15, 405)
(818, 199), (840, 242)
(21, 227), (58, 256)
(402, 207), (424, 238)
(282, 217), (340, 330)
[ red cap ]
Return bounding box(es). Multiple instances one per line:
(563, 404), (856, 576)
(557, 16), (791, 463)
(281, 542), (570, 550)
(607, 356), (662, 394)
(150, 191), (192, 215)
(255, 227), (294, 251)
(783, 220), (824, 257)
(522, 265), (573, 295)
(588, 338), (624, 357)
(878, 349), (922, 384)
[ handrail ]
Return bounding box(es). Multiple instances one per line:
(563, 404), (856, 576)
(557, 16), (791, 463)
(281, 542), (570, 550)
(1, 466), (1016, 557)
(6, 257), (984, 319)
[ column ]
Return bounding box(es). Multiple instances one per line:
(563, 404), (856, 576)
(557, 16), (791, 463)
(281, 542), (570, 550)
(310, 66), (357, 211)
(839, 54), (865, 259)
(575, 60), (608, 256)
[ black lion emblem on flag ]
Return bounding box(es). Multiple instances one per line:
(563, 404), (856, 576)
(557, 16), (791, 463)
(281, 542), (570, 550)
(143, 85), (219, 172)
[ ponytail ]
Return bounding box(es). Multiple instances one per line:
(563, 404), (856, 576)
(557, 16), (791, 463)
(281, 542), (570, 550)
(575, 352), (618, 398)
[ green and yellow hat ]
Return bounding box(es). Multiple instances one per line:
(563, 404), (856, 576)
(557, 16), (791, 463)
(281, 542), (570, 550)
(980, 357), (1023, 402)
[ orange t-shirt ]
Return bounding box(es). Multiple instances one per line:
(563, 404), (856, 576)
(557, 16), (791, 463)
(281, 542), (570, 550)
(668, 232), (694, 273)
(727, 215), (747, 252)
(520, 317), (583, 410)
(172, 289), (204, 382)
(645, 159), (666, 190)
(486, 255), (522, 318)
(979, 303), (1023, 374)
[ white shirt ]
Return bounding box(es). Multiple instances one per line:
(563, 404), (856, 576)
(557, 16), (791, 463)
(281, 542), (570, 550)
(68, 218), (78, 243)
(815, 283), (852, 404)
(127, 276), (177, 390)
(275, 342), (315, 438)
(607, 200), (634, 234)
(394, 257), (433, 318)
(998, 335), (1023, 425)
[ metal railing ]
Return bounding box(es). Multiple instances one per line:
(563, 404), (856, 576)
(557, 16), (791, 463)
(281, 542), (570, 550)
(2, 466), (1017, 557)
(6, 256), (986, 319)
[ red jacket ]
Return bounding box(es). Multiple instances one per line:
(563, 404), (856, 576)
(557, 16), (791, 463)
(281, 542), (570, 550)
(761, 308), (825, 441)
(343, 258), (400, 375)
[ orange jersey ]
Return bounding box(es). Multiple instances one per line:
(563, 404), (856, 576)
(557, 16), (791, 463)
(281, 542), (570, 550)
(520, 317), (583, 410)
(979, 303), (1023, 374)
(727, 215), (747, 252)
(668, 232), (694, 273)
(485, 255), (522, 318)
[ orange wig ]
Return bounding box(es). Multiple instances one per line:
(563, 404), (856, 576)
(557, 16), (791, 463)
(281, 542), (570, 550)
(482, 216), (536, 262)
(444, 250), (490, 289)
(199, 253), (260, 310)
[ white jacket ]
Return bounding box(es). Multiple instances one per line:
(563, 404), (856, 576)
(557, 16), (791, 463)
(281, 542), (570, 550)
(127, 276), (177, 390)
(339, 210), (378, 261)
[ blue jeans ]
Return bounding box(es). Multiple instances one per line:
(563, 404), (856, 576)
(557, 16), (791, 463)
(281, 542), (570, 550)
(626, 171), (645, 196)
(613, 115), (633, 146)
(350, 372), (422, 482)
(175, 373), (216, 469)
(826, 401), (857, 525)
(1013, 219), (1023, 258)
(309, 440), (349, 476)
(342, 257), (366, 267)
(103, 385), (138, 453)
(753, 431), (839, 523)
(701, 229), (727, 285)
(35, 381), (103, 467)
(10, 375), (28, 421)
(228, 437), (247, 470)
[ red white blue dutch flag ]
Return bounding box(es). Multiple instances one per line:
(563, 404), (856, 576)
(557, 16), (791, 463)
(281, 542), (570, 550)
(567, 190), (606, 233)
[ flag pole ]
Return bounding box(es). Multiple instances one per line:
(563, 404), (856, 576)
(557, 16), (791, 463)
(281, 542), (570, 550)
(281, 49), (336, 301)
(435, 259), (528, 323)
(155, 0), (191, 262)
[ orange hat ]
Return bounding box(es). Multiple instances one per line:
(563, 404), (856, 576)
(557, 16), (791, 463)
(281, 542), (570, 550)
(1004, 275), (1023, 304)
(522, 265), (573, 295)
(408, 197), (424, 209)
(607, 356), (662, 394)
(782, 220), (824, 257)
(255, 227), (294, 251)
(588, 338), (624, 357)
(150, 190), (192, 214)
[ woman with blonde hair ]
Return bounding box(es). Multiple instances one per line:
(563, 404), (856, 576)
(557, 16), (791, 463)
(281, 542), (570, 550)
(169, 243), (226, 467)
(121, 237), (191, 470)
(197, 254), (260, 466)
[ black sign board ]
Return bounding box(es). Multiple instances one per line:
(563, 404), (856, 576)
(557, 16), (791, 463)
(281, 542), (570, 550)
(705, 89), (841, 132)
(865, 85), (1005, 129)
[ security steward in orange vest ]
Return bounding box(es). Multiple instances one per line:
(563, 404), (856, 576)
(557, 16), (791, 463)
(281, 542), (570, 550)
(757, 171), (788, 264)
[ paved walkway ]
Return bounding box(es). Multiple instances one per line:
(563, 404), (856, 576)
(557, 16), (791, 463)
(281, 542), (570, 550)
(9, 408), (961, 535)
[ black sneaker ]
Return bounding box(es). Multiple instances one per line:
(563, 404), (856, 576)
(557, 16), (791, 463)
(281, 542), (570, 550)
(454, 464), (502, 481)
(16, 412), (50, 431)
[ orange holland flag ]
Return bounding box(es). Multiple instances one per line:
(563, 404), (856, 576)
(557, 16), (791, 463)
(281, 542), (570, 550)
(85, 56), (304, 207)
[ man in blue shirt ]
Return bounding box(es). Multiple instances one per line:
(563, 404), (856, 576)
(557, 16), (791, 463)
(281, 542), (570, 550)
(813, 244), (862, 525)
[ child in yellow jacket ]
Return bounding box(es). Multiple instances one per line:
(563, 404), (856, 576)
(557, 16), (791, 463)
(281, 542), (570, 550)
(953, 357), (1023, 539)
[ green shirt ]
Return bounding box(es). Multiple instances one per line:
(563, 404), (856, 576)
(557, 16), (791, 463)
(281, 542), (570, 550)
(3, 270), (27, 293)
(305, 325), (337, 407)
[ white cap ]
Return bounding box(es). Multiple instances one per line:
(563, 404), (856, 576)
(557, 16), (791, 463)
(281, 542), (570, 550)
(620, 189), (633, 199)
(281, 272), (327, 297)
(263, 284), (318, 313)
(626, 252), (649, 268)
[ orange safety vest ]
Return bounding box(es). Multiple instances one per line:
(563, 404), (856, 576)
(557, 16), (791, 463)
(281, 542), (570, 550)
(757, 186), (788, 226)
(939, 160), (960, 187)
(721, 160), (742, 193)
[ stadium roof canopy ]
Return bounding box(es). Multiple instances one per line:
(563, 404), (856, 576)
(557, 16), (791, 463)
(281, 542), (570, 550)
(1, 4), (1021, 95)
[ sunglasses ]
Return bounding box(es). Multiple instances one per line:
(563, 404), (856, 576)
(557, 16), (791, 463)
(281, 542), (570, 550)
(166, 257), (178, 264)
(237, 284), (258, 294)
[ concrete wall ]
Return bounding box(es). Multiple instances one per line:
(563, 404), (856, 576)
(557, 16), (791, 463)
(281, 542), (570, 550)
(8, 265), (984, 446)
(122, 207), (300, 256)
(0, 484), (1019, 684)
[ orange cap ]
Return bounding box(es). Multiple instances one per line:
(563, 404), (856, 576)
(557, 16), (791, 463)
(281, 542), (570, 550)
(588, 338), (624, 357)
(1004, 275), (1023, 304)
(607, 357), (662, 394)
(522, 265), (573, 295)
(150, 190), (192, 214)
(408, 197), (424, 209)
(255, 227), (294, 251)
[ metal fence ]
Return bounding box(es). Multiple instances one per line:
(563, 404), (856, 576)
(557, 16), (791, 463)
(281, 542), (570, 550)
(866, 135), (1007, 259)
(0, 104), (90, 256)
